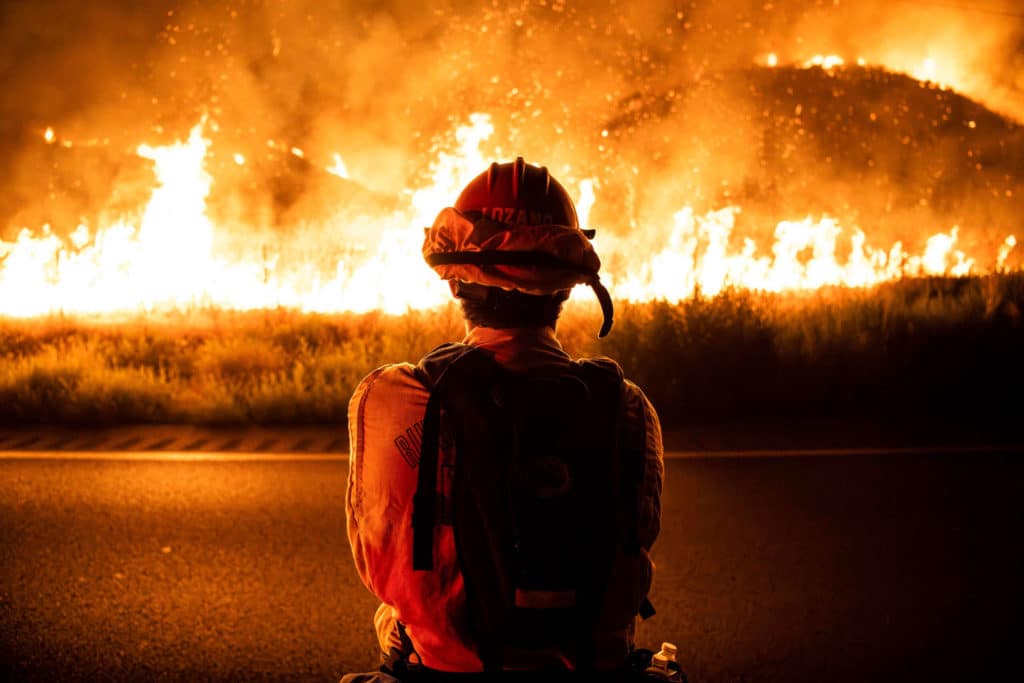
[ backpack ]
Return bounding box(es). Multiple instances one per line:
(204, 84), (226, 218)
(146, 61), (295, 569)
(411, 342), (649, 673)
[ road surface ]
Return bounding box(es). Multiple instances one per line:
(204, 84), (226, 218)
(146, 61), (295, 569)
(1, 450), (1021, 682)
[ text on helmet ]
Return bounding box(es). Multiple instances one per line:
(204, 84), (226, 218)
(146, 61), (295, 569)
(484, 207), (556, 225)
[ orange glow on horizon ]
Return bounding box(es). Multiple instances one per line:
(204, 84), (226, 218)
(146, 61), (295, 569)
(1, 109), (1016, 319)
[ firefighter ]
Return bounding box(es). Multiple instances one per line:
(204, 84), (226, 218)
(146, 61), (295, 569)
(344, 158), (664, 681)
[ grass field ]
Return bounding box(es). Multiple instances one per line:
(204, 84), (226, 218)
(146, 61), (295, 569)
(2, 273), (1022, 429)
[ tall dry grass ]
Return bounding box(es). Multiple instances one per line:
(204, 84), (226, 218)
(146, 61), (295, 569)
(1, 274), (1021, 427)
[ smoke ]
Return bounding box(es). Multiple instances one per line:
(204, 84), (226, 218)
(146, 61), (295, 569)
(1, 0), (1021, 258)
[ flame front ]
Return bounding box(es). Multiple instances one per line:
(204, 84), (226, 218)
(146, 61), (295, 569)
(607, 209), (985, 302)
(0, 113), (1017, 319)
(2, 124), (225, 316)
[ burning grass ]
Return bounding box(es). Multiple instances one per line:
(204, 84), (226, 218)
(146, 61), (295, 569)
(1, 273), (1022, 429)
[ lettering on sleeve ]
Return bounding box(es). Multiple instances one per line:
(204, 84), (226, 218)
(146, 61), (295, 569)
(393, 419), (425, 468)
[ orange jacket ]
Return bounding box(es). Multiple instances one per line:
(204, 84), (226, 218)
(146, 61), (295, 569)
(346, 325), (664, 672)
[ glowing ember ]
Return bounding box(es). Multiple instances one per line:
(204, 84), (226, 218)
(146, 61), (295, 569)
(0, 114), (1017, 319)
(43, 127), (55, 144)
(327, 154), (350, 180)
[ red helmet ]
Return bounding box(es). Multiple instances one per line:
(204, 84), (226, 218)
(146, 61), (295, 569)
(423, 157), (612, 336)
(454, 157), (595, 238)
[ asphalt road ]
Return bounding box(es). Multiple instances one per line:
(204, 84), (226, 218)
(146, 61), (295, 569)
(1, 451), (1021, 682)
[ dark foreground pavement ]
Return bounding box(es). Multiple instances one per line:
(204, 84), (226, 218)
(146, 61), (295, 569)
(1, 451), (1021, 682)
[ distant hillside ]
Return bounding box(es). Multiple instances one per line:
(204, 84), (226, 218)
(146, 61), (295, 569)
(599, 65), (1023, 261)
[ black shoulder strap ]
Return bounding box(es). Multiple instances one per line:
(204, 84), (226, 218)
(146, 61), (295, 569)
(564, 357), (625, 671)
(577, 357), (655, 620)
(414, 342), (473, 389)
(412, 343), (497, 571)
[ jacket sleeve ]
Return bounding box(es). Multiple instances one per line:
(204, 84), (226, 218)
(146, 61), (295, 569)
(623, 379), (663, 551)
(345, 362), (480, 670)
(345, 365), (388, 595)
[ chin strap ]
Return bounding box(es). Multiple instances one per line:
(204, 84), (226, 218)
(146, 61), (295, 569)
(589, 275), (614, 338)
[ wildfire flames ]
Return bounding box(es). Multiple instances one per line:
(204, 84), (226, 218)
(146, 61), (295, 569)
(0, 105), (1018, 318)
(4, 0), (1024, 323)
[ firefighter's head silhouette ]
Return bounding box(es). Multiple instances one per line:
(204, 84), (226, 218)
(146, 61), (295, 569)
(422, 157), (614, 337)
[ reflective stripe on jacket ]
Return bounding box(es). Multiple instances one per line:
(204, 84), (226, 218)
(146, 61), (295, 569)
(346, 326), (664, 672)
